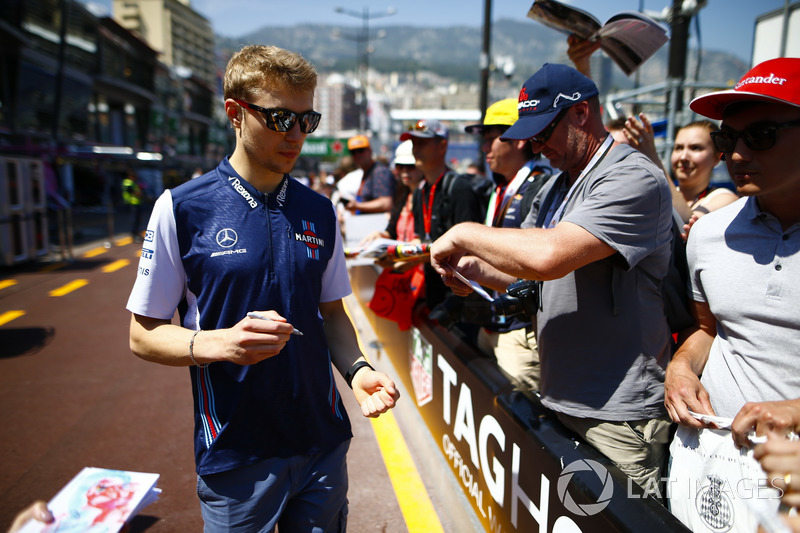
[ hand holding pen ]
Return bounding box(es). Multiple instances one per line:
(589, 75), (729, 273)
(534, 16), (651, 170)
(247, 312), (304, 336)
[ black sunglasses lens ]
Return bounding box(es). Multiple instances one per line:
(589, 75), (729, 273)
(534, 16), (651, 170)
(268, 110), (296, 132)
(301, 113), (321, 133)
(743, 128), (775, 151)
(712, 128), (776, 153)
(711, 131), (733, 153)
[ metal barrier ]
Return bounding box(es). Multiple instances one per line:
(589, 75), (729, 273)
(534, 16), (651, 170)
(348, 262), (690, 532)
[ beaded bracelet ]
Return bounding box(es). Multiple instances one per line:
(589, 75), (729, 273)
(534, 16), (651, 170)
(188, 329), (208, 368)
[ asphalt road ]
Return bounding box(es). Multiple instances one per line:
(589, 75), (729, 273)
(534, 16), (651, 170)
(0, 236), (407, 532)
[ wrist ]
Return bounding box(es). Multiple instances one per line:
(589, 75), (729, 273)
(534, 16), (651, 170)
(188, 330), (208, 368)
(345, 360), (374, 389)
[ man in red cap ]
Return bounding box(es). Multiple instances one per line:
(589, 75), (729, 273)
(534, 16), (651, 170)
(664, 57), (800, 531)
(344, 134), (394, 214)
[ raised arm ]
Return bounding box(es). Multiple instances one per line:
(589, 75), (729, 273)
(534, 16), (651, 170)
(430, 221), (614, 283)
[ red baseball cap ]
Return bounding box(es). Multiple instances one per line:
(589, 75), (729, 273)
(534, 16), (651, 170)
(690, 57), (800, 119)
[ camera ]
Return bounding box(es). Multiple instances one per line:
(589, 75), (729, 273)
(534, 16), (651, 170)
(429, 279), (539, 330)
(492, 279), (539, 318)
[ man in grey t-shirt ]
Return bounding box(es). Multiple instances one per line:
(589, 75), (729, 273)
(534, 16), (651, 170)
(430, 64), (674, 494)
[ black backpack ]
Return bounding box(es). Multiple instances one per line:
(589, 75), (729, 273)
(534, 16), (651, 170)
(662, 217), (694, 335)
(441, 171), (494, 218)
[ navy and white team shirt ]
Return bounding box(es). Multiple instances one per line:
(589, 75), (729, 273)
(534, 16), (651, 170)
(127, 157), (353, 475)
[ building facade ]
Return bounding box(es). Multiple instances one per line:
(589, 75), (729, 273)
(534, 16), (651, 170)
(0, 0), (221, 264)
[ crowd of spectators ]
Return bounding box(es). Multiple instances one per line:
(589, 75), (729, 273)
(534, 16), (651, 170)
(317, 51), (800, 533)
(10, 41), (799, 533)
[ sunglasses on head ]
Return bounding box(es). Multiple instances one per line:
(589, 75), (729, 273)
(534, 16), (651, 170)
(710, 119), (800, 153)
(233, 99), (321, 134)
(531, 108), (568, 144)
(410, 120), (431, 133)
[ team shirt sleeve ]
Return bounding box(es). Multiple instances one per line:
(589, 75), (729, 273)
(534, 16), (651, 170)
(126, 190), (187, 319)
(319, 202), (352, 303)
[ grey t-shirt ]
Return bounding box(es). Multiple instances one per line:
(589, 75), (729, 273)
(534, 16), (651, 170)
(523, 145), (673, 420)
(690, 197), (800, 418)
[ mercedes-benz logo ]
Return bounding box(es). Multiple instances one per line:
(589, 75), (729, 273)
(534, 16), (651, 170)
(216, 228), (238, 248)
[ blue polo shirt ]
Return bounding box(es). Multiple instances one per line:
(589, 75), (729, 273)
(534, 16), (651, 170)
(127, 157), (353, 475)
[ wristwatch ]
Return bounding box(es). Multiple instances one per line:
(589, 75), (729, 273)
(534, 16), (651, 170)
(345, 360), (374, 389)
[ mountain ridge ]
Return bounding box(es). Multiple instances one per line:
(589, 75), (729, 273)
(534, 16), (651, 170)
(216, 19), (749, 95)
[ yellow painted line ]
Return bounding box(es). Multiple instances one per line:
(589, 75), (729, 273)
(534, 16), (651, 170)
(116, 236), (133, 246)
(0, 310), (25, 326)
(370, 410), (445, 532)
(40, 262), (66, 273)
(0, 279), (18, 291)
(83, 247), (108, 258)
(344, 302), (444, 533)
(102, 259), (130, 273)
(49, 279), (89, 297)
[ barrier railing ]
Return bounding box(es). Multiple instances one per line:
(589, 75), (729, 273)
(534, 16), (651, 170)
(347, 262), (690, 532)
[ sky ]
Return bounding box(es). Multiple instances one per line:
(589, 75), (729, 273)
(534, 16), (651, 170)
(83, 0), (790, 63)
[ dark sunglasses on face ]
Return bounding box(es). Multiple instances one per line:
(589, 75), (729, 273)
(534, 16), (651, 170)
(233, 99), (322, 134)
(531, 108), (568, 144)
(710, 119), (800, 153)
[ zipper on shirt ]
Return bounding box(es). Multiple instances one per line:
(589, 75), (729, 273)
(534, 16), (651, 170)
(262, 192), (274, 278)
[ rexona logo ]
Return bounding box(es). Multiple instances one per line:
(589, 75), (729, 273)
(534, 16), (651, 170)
(517, 86), (540, 112)
(228, 176), (258, 209)
(557, 459), (614, 516)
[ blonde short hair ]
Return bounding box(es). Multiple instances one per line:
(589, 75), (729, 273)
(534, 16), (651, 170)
(223, 45), (317, 101)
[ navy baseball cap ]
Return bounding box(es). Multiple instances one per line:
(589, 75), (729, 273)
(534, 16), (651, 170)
(501, 63), (599, 141)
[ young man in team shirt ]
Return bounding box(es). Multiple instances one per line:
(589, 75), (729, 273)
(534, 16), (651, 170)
(126, 45), (399, 532)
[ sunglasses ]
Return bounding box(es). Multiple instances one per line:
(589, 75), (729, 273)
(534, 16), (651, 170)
(410, 120), (431, 133)
(233, 99), (321, 134)
(531, 108), (568, 144)
(710, 119), (800, 153)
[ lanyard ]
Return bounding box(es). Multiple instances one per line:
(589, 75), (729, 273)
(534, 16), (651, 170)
(544, 134), (614, 229)
(485, 163), (536, 226)
(486, 184), (507, 226)
(422, 172), (445, 240)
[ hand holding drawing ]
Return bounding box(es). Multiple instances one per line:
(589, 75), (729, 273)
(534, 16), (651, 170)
(7, 501), (53, 533)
